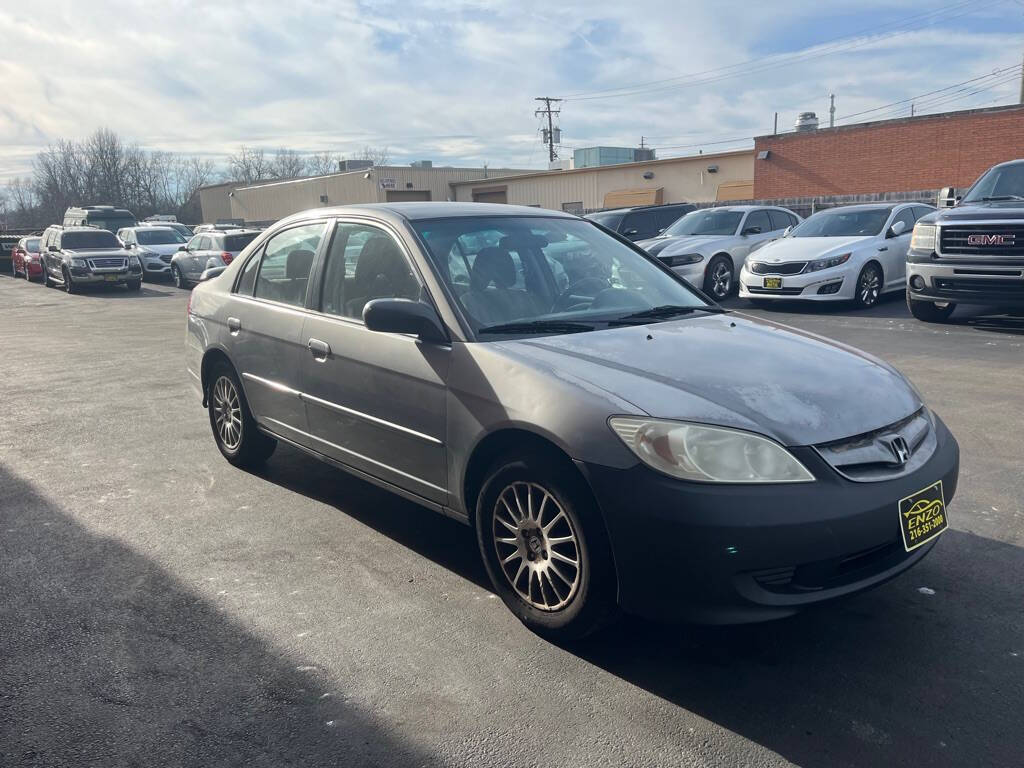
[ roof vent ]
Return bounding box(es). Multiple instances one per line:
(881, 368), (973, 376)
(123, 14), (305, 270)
(794, 112), (819, 131)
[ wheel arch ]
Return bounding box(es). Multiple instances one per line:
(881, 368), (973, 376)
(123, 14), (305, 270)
(200, 346), (237, 408)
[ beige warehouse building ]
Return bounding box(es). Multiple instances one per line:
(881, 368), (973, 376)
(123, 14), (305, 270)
(450, 149), (754, 213)
(207, 165), (532, 223)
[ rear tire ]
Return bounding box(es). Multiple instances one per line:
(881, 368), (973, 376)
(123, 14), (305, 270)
(208, 362), (277, 468)
(475, 449), (618, 640)
(703, 256), (734, 301)
(907, 292), (956, 323)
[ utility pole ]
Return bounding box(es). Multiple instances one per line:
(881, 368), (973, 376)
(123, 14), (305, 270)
(773, 112), (778, 135)
(911, 102), (915, 117)
(829, 93), (835, 128)
(640, 136), (646, 149)
(535, 97), (562, 163)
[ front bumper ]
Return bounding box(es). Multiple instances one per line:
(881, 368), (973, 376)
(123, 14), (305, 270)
(141, 259), (171, 275)
(907, 258), (1024, 306)
(68, 266), (142, 284)
(669, 262), (706, 289)
(739, 265), (850, 301)
(578, 415), (959, 624)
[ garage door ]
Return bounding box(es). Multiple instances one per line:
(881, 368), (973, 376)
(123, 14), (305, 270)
(385, 190), (432, 202)
(472, 186), (508, 204)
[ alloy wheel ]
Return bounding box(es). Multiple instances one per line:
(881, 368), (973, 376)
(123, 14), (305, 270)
(491, 481), (581, 611)
(858, 267), (881, 306)
(709, 260), (732, 299)
(212, 375), (243, 450)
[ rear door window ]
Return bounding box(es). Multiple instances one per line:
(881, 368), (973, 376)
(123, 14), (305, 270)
(743, 210), (772, 234)
(768, 210), (796, 231)
(253, 222), (326, 307)
(621, 210), (660, 239)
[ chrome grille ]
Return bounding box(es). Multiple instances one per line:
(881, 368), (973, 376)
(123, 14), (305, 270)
(814, 408), (934, 482)
(939, 224), (1024, 256)
(88, 257), (127, 269)
(160, 255), (172, 263)
(748, 261), (807, 275)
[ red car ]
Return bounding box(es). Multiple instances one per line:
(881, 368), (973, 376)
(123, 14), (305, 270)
(11, 236), (43, 281)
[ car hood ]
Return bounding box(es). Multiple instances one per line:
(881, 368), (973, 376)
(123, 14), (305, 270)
(62, 248), (129, 258)
(636, 235), (734, 257)
(493, 314), (920, 446)
(137, 243), (182, 256)
(922, 201), (1024, 224)
(751, 236), (874, 263)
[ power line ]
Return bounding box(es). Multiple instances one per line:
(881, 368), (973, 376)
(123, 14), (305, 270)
(564, 0), (1004, 102)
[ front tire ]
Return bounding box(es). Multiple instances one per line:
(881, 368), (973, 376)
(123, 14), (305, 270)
(907, 292), (955, 323)
(62, 267), (78, 294)
(172, 264), (187, 289)
(854, 263), (883, 308)
(703, 256), (734, 300)
(475, 450), (617, 640)
(208, 362), (276, 468)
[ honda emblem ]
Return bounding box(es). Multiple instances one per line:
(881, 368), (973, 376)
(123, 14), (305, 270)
(889, 436), (910, 465)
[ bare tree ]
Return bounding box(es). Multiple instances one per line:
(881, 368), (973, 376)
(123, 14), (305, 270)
(307, 150), (340, 176)
(268, 148), (308, 179)
(356, 145), (391, 167)
(226, 145), (271, 184)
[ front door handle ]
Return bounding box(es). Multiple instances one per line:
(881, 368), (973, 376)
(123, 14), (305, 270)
(227, 316), (241, 333)
(307, 338), (331, 360)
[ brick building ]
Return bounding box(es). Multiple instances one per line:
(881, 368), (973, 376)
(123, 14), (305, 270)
(753, 104), (1024, 199)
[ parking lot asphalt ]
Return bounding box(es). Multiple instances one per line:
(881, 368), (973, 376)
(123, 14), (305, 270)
(1, 275), (1021, 768)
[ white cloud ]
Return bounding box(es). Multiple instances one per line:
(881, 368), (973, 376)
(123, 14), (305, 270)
(0, 0), (1021, 182)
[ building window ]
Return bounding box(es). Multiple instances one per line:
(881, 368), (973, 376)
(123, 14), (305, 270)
(561, 201), (584, 215)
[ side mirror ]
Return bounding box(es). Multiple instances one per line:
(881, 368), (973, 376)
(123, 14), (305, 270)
(178, 245), (187, 251)
(199, 265), (227, 282)
(49, 244), (59, 252)
(742, 226), (762, 236)
(783, 225), (793, 237)
(363, 298), (447, 343)
(888, 220), (908, 238)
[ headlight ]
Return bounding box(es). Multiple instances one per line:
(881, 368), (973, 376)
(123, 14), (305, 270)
(129, 255), (142, 267)
(609, 417), (814, 484)
(910, 223), (936, 252)
(70, 258), (86, 268)
(806, 252), (851, 272)
(660, 253), (704, 267)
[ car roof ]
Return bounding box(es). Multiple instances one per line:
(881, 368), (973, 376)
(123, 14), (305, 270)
(814, 203), (899, 213)
(587, 203), (694, 215)
(282, 202), (578, 225)
(203, 228), (262, 235)
(125, 225), (176, 231)
(59, 226), (116, 233)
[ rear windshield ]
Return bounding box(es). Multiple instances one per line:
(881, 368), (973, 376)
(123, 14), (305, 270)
(224, 233), (259, 251)
(137, 229), (186, 245)
(586, 212), (625, 230)
(87, 217), (136, 233)
(24, 238), (40, 252)
(61, 231), (121, 249)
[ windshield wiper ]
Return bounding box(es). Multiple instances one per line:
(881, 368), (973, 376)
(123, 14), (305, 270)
(607, 304), (728, 325)
(978, 195), (1024, 202)
(477, 320), (595, 335)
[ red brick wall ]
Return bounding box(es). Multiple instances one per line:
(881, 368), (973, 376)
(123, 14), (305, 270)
(753, 105), (1024, 199)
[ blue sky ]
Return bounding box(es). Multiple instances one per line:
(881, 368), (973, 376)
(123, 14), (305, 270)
(0, 0), (1021, 182)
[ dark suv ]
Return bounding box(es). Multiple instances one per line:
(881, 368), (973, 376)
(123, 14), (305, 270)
(585, 203), (696, 241)
(40, 226), (142, 293)
(907, 159), (1024, 322)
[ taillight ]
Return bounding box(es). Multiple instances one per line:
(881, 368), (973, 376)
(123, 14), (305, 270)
(221, 251), (233, 264)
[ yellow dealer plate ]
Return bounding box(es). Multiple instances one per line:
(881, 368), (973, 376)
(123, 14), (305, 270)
(898, 480), (948, 552)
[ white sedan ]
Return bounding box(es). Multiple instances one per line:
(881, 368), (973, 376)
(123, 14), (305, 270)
(739, 203), (935, 308)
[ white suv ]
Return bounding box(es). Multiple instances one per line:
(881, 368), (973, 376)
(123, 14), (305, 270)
(170, 229), (262, 288)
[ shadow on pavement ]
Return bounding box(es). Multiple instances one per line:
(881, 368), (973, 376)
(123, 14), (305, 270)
(257, 448), (1023, 767)
(0, 465), (437, 768)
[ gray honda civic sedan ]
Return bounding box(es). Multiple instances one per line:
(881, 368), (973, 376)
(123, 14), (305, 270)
(185, 203), (959, 639)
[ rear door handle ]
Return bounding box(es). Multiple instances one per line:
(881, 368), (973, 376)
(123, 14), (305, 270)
(227, 317), (241, 333)
(307, 338), (331, 360)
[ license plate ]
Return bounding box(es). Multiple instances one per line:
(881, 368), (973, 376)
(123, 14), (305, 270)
(763, 277), (783, 289)
(898, 480), (948, 551)
(104, 274), (119, 282)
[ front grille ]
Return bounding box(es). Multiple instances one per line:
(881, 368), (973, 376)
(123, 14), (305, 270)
(749, 541), (902, 594)
(748, 261), (807, 275)
(89, 257), (127, 269)
(815, 408), (933, 482)
(939, 224), (1024, 256)
(745, 286), (804, 295)
(160, 255), (172, 264)
(933, 277), (1024, 294)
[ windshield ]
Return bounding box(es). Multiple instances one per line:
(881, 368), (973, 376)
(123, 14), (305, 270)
(962, 163), (1024, 203)
(136, 229), (185, 245)
(664, 209), (742, 237)
(413, 216), (711, 338)
(88, 217), (135, 233)
(791, 208), (891, 237)
(62, 231), (121, 249)
(586, 211), (624, 230)
(224, 233), (259, 251)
